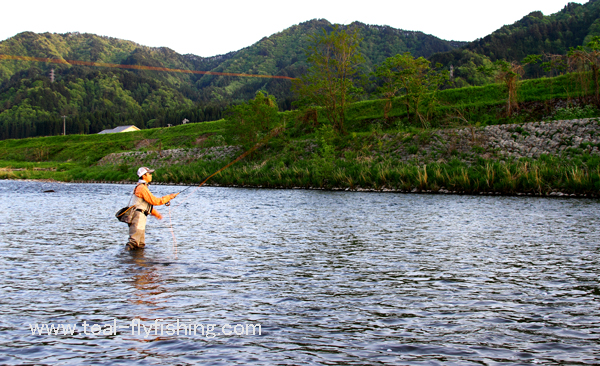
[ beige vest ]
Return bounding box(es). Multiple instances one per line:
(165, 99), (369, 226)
(131, 183), (153, 214)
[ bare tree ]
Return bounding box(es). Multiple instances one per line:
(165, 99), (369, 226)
(568, 36), (600, 106)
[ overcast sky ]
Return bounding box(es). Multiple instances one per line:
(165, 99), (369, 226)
(0, 0), (590, 57)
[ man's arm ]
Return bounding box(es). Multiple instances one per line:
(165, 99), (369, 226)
(150, 207), (163, 219)
(135, 185), (173, 206)
(134, 185), (177, 219)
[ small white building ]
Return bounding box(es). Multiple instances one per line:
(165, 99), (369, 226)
(97, 125), (141, 134)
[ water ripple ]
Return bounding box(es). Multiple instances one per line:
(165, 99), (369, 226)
(0, 180), (598, 365)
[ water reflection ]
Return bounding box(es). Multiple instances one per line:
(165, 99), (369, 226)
(122, 249), (167, 311)
(119, 249), (177, 358)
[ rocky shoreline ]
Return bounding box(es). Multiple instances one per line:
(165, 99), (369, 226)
(482, 118), (600, 158)
(97, 145), (241, 168)
(387, 118), (600, 165)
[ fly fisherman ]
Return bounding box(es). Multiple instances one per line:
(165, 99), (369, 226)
(126, 167), (179, 250)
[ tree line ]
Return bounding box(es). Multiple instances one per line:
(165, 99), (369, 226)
(226, 27), (600, 145)
(4, 2), (600, 141)
(0, 66), (229, 139)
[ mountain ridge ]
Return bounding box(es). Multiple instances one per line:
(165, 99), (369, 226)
(431, 0), (600, 85)
(1, 2), (599, 140)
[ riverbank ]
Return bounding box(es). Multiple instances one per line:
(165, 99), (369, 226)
(3, 177), (592, 198)
(1, 117), (598, 197)
(0, 119), (600, 197)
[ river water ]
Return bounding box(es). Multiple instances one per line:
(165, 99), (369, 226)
(0, 179), (598, 365)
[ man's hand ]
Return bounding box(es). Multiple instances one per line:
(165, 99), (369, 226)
(155, 212), (163, 220)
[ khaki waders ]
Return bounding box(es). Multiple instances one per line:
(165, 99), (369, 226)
(126, 210), (147, 250)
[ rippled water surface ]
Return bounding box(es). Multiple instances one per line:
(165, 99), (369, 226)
(0, 180), (598, 365)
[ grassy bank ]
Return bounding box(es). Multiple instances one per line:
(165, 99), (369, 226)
(1, 73), (600, 197)
(1, 125), (599, 197)
(2, 154), (598, 197)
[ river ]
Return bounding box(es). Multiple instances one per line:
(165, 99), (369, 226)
(0, 180), (598, 365)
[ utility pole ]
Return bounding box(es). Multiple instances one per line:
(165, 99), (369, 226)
(62, 115), (67, 136)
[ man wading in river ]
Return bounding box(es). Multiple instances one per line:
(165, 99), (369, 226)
(126, 167), (179, 250)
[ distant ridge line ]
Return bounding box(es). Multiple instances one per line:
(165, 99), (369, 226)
(0, 54), (297, 80)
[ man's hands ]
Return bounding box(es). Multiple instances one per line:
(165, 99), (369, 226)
(163, 192), (179, 206)
(155, 193), (180, 218)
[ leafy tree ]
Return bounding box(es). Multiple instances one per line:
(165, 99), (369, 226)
(532, 53), (569, 78)
(293, 25), (364, 134)
(225, 91), (279, 148)
(374, 52), (447, 127)
(373, 56), (402, 121)
(568, 36), (600, 106)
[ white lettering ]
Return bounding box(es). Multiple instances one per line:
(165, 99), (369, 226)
(142, 322), (152, 338)
(234, 324), (245, 335)
(62, 323), (78, 336)
(206, 324), (216, 338)
(27, 320), (261, 338)
(90, 324), (101, 335)
(246, 324), (261, 335)
(222, 324), (232, 335)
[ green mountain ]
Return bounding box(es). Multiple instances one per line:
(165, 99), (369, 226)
(194, 19), (466, 106)
(0, 20), (464, 139)
(430, 0), (600, 85)
(3, 0), (600, 141)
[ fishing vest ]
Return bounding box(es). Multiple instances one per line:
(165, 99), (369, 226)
(132, 183), (153, 215)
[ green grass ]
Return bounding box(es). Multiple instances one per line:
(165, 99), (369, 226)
(0, 118), (232, 164)
(2, 132), (598, 195)
(2, 72), (600, 196)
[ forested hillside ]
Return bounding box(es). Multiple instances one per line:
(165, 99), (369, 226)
(431, 0), (600, 85)
(1, 0), (600, 141)
(196, 19), (466, 106)
(0, 19), (464, 139)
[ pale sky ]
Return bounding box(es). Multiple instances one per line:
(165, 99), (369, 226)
(0, 0), (590, 57)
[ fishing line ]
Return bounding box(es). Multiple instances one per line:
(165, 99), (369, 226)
(168, 204), (177, 257)
(0, 54), (296, 80)
(166, 127), (283, 254)
(174, 127), (283, 207)
(0, 53), (293, 255)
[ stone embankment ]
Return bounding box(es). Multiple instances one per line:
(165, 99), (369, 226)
(97, 119), (600, 171)
(395, 118), (600, 164)
(97, 146), (241, 168)
(482, 118), (600, 158)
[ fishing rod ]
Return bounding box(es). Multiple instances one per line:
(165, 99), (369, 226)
(166, 127), (283, 254)
(164, 184), (194, 206)
(170, 126), (283, 207)
(164, 179), (206, 205)
(177, 185), (195, 194)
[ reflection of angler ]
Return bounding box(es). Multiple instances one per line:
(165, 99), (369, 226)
(125, 250), (167, 309)
(123, 167), (179, 251)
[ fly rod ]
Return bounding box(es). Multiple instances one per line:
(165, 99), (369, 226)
(172, 126), (283, 206)
(166, 127), (281, 254)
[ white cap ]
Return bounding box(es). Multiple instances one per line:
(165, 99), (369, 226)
(137, 167), (155, 177)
